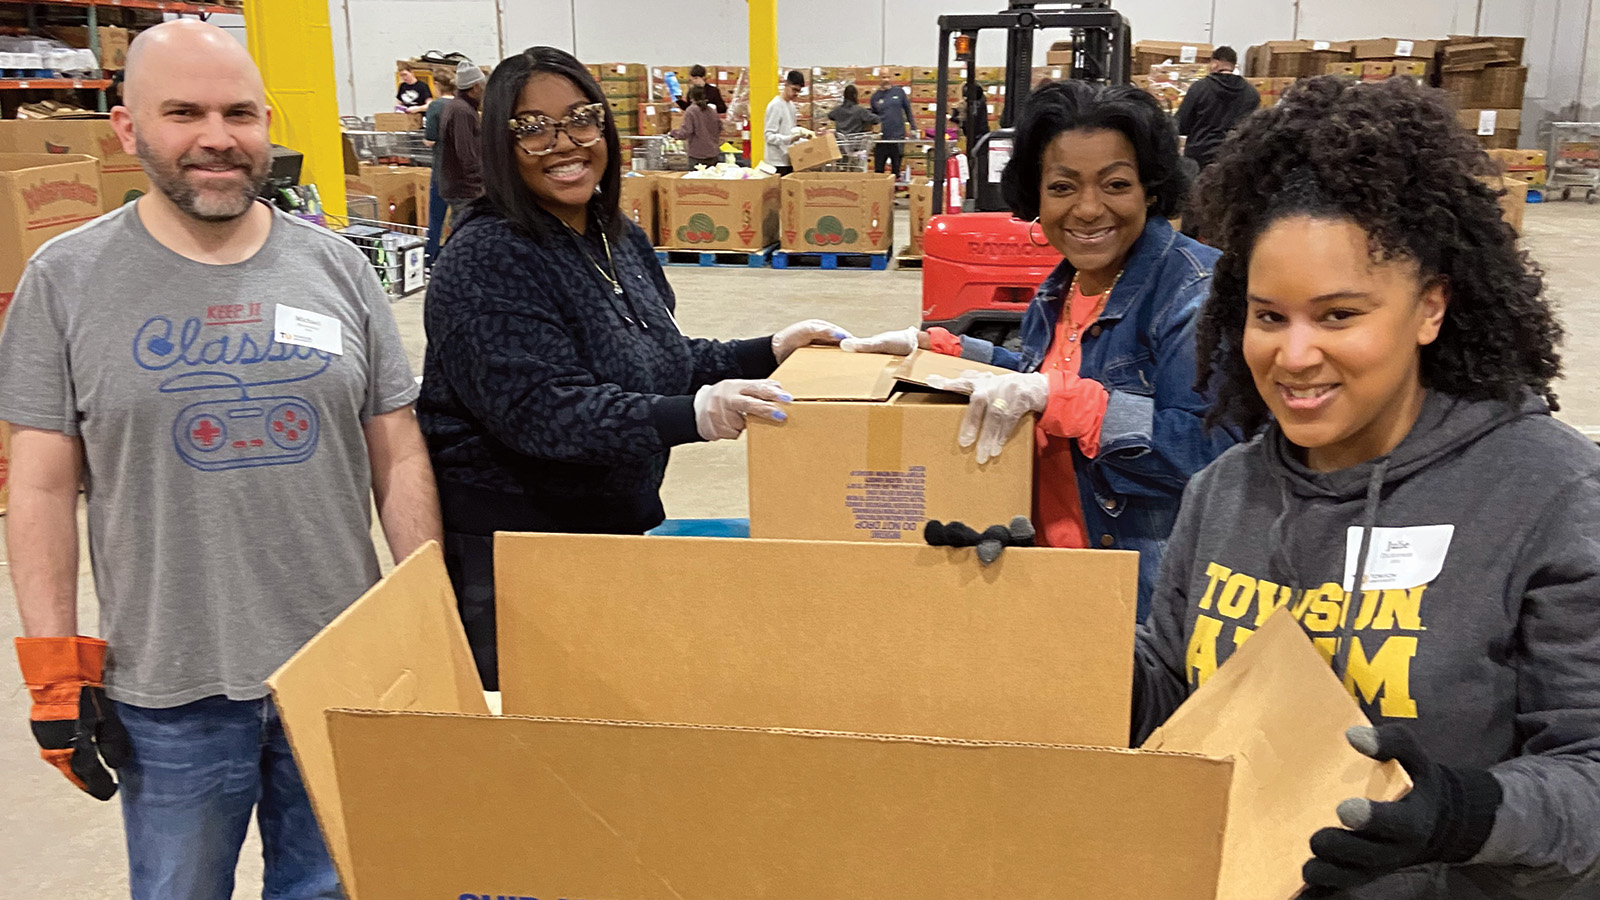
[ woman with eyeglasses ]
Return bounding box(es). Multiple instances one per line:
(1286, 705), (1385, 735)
(418, 46), (847, 689)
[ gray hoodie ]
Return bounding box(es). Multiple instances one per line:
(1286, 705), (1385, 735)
(1135, 391), (1600, 899)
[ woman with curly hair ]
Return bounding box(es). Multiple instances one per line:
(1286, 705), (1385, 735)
(844, 80), (1239, 616)
(1133, 76), (1600, 898)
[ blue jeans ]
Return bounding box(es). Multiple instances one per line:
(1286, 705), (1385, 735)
(424, 167), (446, 265)
(115, 696), (342, 900)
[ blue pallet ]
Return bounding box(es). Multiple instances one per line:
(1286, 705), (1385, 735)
(771, 250), (891, 271)
(647, 518), (751, 538)
(1527, 189), (1544, 203)
(655, 245), (774, 268)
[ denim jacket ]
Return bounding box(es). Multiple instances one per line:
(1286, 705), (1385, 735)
(955, 217), (1239, 617)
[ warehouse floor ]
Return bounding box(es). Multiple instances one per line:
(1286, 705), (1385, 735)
(2, 200), (1598, 895)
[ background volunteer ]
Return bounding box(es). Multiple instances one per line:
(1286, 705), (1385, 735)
(437, 59), (487, 234)
(763, 69), (808, 175)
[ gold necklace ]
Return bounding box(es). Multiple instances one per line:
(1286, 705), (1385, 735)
(567, 221), (624, 296)
(1060, 268), (1122, 366)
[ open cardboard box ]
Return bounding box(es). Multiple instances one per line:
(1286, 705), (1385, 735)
(271, 536), (1406, 900)
(748, 347), (1032, 542)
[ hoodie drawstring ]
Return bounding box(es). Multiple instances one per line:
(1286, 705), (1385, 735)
(1335, 458), (1389, 682)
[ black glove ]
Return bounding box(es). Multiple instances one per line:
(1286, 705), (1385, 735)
(1299, 724), (1502, 897)
(924, 516), (1035, 565)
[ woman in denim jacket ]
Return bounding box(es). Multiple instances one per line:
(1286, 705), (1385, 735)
(846, 81), (1238, 617)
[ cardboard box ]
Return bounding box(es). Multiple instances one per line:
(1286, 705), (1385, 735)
(0, 152), (102, 514)
(1459, 108), (1522, 149)
(601, 79), (641, 98)
(1134, 40), (1212, 73)
(1393, 60), (1431, 78)
(345, 163), (425, 226)
(637, 102), (671, 136)
(1324, 63), (1361, 78)
(1479, 66), (1529, 109)
(1450, 34), (1524, 64)
(658, 172), (780, 251)
(0, 119), (147, 212)
(1360, 61), (1396, 81)
(1483, 174), (1528, 233)
(788, 131), (841, 172)
(907, 179), (933, 256)
(1046, 40), (1075, 65)
(269, 537), (1405, 900)
(600, 62), (647, 81)
(1251, 40), (1355, 78)
(372, 111), (421, 132)
(1352, 38), (1439, 60)
(46, 25), (129, 70)
(1033, 64), (1069, 85)
(780, 172), (894, 253)
(0, 153), (102, 303)
(748, 348), (1028, 540)
(0, 421), (9, 515)
(618, 172), (658, 244)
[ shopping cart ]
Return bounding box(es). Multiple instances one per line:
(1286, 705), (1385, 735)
(344, 129), (434, 169)
(824, 131), (877, 172)
(624, 135), (689, 171)
(325, 213), (429, 298)
(1547, 121), (1600, 204)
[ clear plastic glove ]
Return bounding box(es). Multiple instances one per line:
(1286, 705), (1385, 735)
(925, 371), (1049, 464)
(839, 326), (921, 356)
(693, 379), (790, 441)
(772, 319), (852, 363)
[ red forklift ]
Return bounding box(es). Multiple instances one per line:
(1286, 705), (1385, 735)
(922, 1), (1132, 350)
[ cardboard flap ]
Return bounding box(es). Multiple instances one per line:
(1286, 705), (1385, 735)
(0, 152), (97, 172)
(328, 712), (1233, 900)
(1141, 610), (1411, 900)
(496, 534), (1138, 748)
(772, 347), (1017, 401)
(267, 542), (488, 896)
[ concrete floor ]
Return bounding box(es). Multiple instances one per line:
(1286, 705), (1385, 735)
(2, 201), (1598, 895)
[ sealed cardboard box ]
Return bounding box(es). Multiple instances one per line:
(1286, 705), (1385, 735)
(1251, 40), (1354, 78)
(1352, 38), (1439, 60)
(1479, 65), (1529, 109)
(618, 172), (658, 244)
(600, 62), (647, 82)
(658, 171), (780, 251)
(46, 24), (130, 70)
(0, 119), (147, 212)
(907, 179), (933, 255)
(1360, 61), (1396, 81)
(780, 171), (894, 252)
(788, 131), (841, 172)
(372, 112), (421, 132)
(1459, 108), (1522, 149)
(345, 163), (424, 226)
(270, 538), (1404, 900)
(1134, 40), (1213, 73)
(747, 348), (1029, 541)
(1046, 40), (1075, 65)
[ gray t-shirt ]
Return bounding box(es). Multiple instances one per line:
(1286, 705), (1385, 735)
(0, 203), (419, 708)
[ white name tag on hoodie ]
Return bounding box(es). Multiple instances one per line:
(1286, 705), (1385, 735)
(1344, 525), (1455, 592)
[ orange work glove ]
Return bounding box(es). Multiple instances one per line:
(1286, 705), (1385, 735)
(15, 636), (131, 800)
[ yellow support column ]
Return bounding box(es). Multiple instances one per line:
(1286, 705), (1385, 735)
(748, 0), (777, 167)
(243, 0), (347, 217)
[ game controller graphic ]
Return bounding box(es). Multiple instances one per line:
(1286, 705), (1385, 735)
(163, 373), (321, 472)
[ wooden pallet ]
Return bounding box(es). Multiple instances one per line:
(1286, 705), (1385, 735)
(770, 250), (891, 271)
(655, 245), (776, 268)
(894, 247), (925, 269)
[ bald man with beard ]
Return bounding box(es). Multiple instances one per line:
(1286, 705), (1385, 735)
(0, 20), (440, 898)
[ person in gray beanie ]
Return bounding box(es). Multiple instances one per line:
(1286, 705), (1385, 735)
(437, 59), (487, 236)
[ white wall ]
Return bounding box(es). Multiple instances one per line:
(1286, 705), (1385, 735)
(323, 0), (1597, 146)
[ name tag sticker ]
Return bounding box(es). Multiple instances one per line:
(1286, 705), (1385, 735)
(274, 304), (343, 355)
(1344, 524), (1455, 592)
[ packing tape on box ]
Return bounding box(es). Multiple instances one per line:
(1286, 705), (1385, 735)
(866, 405), (905, 471)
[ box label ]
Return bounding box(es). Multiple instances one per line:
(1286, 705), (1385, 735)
(987, 139), (1012, 184)
(1312, 41), (1331, 51)
(1395, 40), (1414, 57)
(1180, 45), (1198, 63)
(1478, 110), (1498, 136)
(846, 466), (927, 540)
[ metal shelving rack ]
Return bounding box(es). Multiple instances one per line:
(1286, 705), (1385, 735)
(0, 0), (238, 111)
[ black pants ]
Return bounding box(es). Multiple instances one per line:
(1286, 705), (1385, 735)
(874, 143), (904, 176)
(443, 530), (500, 690)
(688, 155), (720, 169)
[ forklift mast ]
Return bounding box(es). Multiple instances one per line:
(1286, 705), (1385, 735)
(933, 1), (1132, 214)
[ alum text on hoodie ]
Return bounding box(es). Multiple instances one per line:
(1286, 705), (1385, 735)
(1134, 390), (1600, 899)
